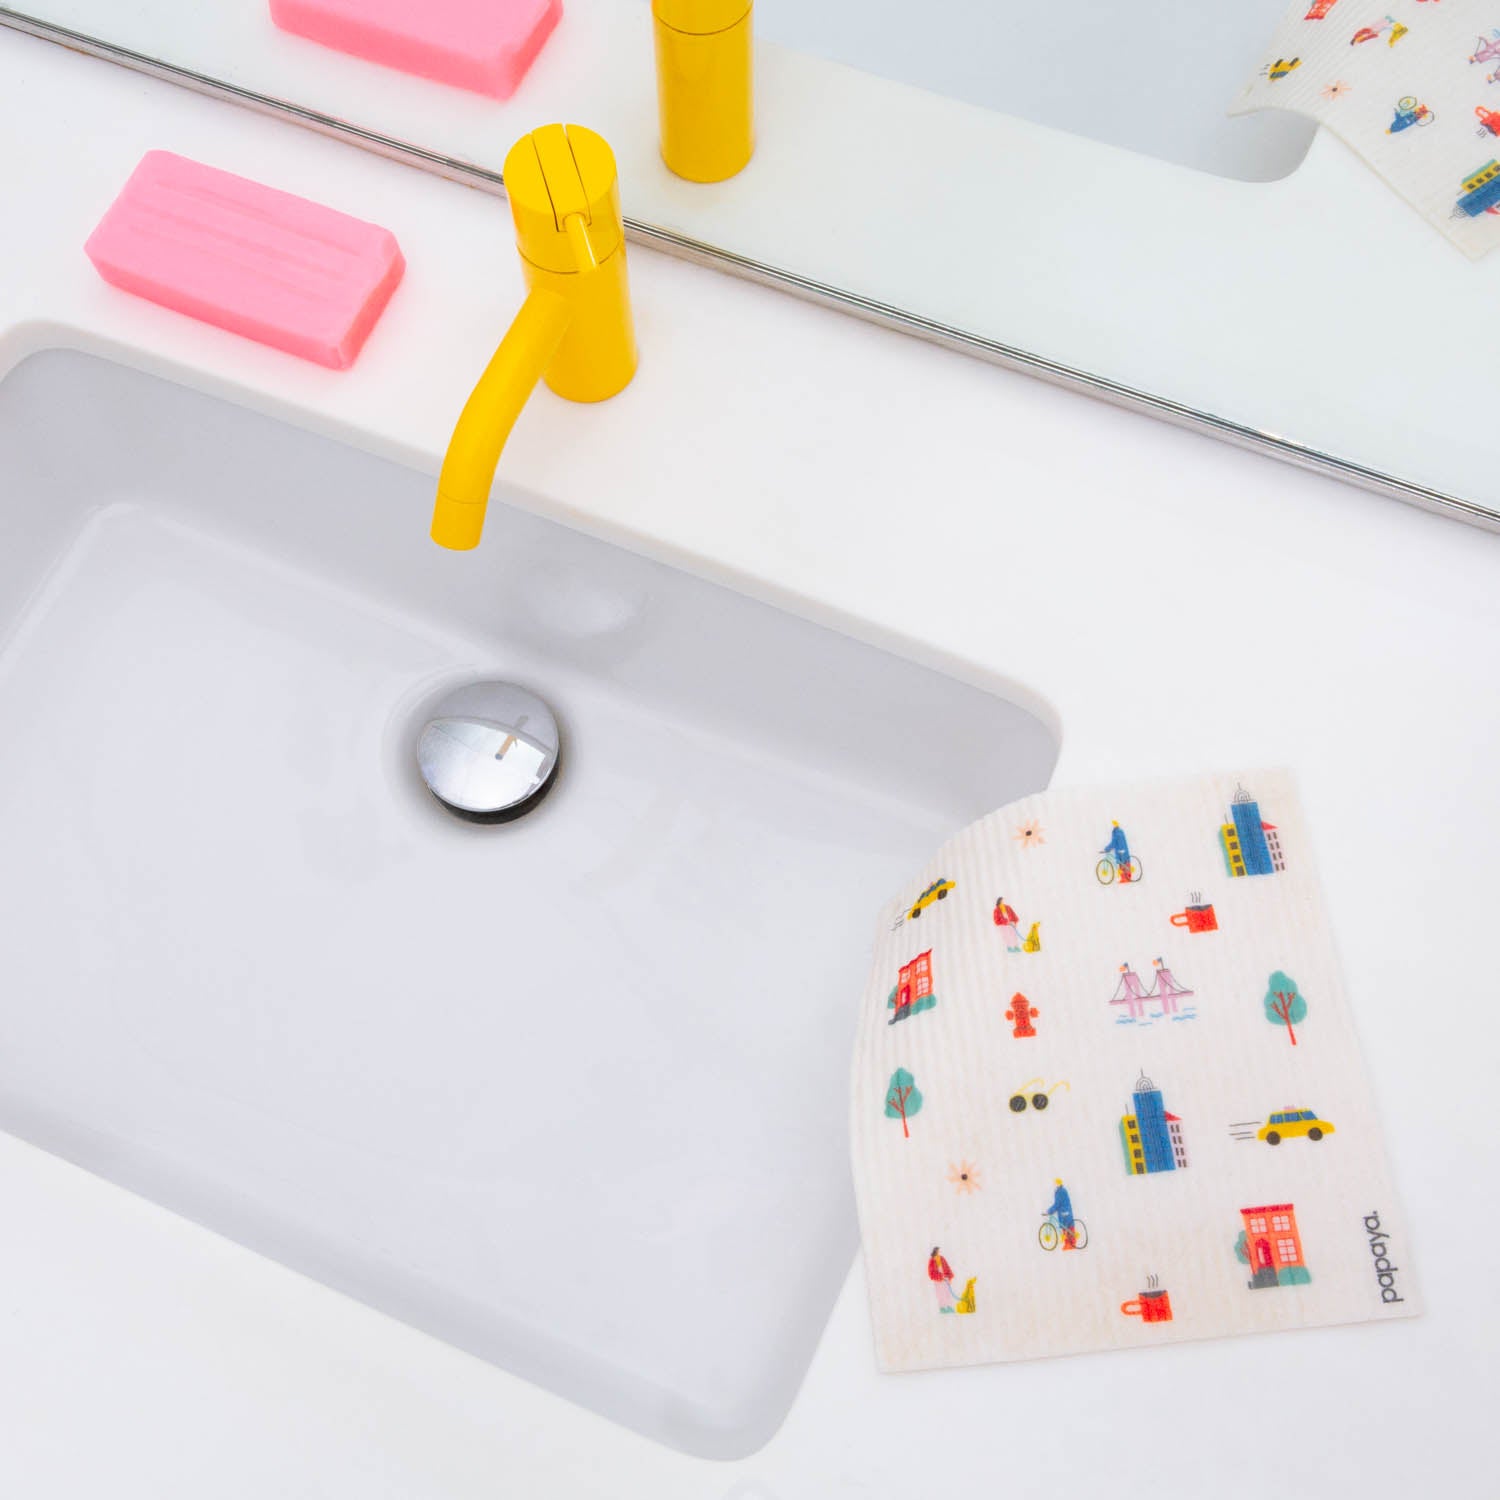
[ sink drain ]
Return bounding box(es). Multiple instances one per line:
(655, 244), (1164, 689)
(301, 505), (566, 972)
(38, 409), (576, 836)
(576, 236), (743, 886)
(417, 681), (561, 823)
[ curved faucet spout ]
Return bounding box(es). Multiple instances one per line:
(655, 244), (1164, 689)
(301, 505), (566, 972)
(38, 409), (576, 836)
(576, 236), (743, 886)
(429, 124), (637, 552)
(430, 286), (573, 551)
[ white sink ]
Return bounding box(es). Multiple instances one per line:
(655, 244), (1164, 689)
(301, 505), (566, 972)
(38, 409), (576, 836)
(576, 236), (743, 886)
(758, 0), (1316, 181)
(0, 351), (1056, 1458)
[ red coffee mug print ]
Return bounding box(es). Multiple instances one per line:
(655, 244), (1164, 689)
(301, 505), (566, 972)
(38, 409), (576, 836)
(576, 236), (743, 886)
(1121, 1282), (1173, 1323)
(1169, 893), (1217, 933)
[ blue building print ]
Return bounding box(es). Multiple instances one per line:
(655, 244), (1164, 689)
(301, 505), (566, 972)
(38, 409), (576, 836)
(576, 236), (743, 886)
(1120, 1072), (1188, 1175)
(1219, 785), (1285, 878)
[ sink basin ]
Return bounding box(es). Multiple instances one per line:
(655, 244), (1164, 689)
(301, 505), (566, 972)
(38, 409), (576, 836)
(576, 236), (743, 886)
(758, 0), (1316, 182)
(0, 350), (1056, 1458)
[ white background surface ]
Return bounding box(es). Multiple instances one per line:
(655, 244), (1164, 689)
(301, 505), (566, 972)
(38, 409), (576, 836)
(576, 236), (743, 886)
(0, 25), (1493, 1498)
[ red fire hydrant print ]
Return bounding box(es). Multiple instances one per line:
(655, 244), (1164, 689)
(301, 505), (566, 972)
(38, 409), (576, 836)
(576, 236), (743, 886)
(1006, 992), (1039, 1038)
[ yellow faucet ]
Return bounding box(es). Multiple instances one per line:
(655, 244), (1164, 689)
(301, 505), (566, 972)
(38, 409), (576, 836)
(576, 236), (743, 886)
(430, 124), (638, 551)
(652, 0), (755, 182)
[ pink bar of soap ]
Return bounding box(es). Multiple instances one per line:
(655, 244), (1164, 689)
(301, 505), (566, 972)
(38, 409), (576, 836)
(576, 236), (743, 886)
(269, 0), (563, 99)
(84, 151), (405, 370)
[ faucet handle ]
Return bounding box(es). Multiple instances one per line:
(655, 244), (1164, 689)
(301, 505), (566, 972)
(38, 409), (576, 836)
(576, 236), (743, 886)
(504, 124), (624, 275)
(562, 213), (599, 273)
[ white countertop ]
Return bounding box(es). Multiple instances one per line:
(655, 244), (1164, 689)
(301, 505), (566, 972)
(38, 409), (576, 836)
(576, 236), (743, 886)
(0, 27), (1493, 1498)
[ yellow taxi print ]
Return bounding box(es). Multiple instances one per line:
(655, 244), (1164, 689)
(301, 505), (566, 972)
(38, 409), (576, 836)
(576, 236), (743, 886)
(1258, 1109), (1335, 1145)
(907, 879), (955, 920)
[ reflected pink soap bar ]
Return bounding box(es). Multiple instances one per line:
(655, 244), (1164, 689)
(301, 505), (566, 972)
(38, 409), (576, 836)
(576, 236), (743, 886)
(269, 0), (563, 99)
(84, 151), (405, 370)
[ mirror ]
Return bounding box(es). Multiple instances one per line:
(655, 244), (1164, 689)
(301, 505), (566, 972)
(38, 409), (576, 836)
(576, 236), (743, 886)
(5, 1), (1496, 526)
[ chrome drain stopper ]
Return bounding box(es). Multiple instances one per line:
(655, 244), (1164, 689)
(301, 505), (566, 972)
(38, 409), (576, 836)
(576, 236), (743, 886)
(417, 681), (561, 823)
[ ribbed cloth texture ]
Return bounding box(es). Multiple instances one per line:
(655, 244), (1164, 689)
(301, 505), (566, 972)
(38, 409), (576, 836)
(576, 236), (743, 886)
(1232, 0), (1500, 258)
(850, 770), (1418, 1373)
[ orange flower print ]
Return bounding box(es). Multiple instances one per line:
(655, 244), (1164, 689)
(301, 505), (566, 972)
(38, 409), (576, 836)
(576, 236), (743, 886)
(1013, 821), (1045, 850)
(947, 1160), (983, 1195)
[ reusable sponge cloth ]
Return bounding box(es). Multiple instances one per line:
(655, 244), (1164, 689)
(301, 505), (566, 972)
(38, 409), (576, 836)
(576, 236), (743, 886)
(852, 769), (1417, 1373)
(269, 0), (563, 99)
(85, 151), (405, 370)
(1233, 0), (1500, 259)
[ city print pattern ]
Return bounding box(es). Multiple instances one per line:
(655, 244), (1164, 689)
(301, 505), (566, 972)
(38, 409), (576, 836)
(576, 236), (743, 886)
(879, 778), (1326, 1334)
(1233, 0), (1500, 256)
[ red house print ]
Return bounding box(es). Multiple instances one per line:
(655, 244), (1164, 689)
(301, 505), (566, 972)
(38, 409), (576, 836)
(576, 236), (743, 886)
(888, 951), (937, 1025)
(1237, 1203), (1311, 1289)
(898, 952), (931, 1007)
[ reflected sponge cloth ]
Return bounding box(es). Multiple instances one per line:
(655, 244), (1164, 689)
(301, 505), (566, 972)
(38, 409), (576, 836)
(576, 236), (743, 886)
(85, 151), (405, 370)
(270, 0), (563, 99)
